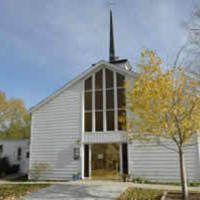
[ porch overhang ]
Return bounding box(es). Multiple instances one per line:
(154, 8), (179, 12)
(82, 132), (127, 144)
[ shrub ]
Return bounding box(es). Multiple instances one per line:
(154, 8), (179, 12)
(29, 162), (50, 180)
(0, 157), (10, 176)
(132, 176), (150, 184)
(0, 157), (20, 176)
(7, 164), (20, 174)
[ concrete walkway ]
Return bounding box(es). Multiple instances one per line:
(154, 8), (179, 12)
(20, 180), (200, 200)
(0, 180), (198, 200)
(23, 181), (128, 200)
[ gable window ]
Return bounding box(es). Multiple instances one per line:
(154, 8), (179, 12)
(106, 69), (114, 88)
(117, 73), (126, 130)
(85, 92), (92, 110)
(106, 69), (115, 130)
(85, 76), (93, 132)
(95, 70), (103, 89)
(84, 68), (126, 132)
(95, 111), (103, 131)
(85, 77), (92, 90)
(85, 112), (92, 132)
(107, 110), (114, 130)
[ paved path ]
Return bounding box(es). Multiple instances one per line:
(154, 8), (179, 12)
(4, 180), (199, 200)
(23, 181), (127, 200)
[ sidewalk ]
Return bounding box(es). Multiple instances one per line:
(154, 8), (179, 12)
(0, 180), (199, 192)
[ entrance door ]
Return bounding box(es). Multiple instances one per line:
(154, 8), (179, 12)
(84, 144), (89, 177)
(122, 143), (128, 174)
(91, 143), (120, 179)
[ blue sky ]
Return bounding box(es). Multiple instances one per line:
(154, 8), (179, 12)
(0, 0), (198, 108)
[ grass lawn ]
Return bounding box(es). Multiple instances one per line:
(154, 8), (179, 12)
(0, 184), (50, 200)
(117, 187), (163, 200)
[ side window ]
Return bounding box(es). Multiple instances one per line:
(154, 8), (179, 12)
(17, 147), (22, 161)
(73, 147), (80, 160)
(26, 152), (29, 158)
(0, 145), (3, 157)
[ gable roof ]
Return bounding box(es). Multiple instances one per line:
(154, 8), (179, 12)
(30, 60), (136, 113)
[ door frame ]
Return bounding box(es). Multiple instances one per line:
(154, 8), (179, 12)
(82, 143), (128, 179)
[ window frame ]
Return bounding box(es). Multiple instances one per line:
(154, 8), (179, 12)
(83, 67), (126, 133)
(73, 147), (80, 160)
(17, 147), (22, 161)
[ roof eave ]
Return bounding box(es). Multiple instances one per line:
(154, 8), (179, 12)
(29, 60), (137, 113)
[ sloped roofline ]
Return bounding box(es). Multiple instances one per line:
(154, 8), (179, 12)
(29, 60), (137, 113)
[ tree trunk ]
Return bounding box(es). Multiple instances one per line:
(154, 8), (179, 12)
(178, 147), (189, 200)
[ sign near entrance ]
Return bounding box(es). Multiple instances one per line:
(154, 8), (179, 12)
(97, 154), (103, 159)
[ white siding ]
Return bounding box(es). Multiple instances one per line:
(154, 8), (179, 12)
(29, 63), (200, 181)
(0, 139), (29, 174)
(29, 82), (82, 180)
(128, 138), (200, 182)
(197, 135), (200, 179)
(84, 132), (126, 143)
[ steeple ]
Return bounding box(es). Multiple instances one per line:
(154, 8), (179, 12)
(109, 9), (115, 62)
(108, 9), (132, 71)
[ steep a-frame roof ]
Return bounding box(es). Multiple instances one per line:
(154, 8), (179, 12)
(30, 60), (136, 113)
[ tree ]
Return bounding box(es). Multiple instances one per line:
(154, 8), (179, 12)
(177, 6), (200, 83)
(0, 91), (30, 139)
(125, 50), (200, 200)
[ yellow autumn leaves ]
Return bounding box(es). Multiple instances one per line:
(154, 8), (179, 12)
(126, 49), (200, 144)
(0, 91), (30, 139)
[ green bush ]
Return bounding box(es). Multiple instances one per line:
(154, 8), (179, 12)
(118, 188), (162, 200)
(132, 176), (150, 184)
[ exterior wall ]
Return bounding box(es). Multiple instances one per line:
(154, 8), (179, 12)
(128, 138), (200, 182)
(84, 132), (126, 144)
(0, 139), (29, 174)
(197, 135), (200, 179)
(29, 81), (82, 180)
(29, 63), (200, 181)
(126, 74), (200, 182)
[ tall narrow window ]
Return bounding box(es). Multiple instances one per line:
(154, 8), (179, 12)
(85, 112), (92, 131)
(107, 111), (114, 130)
(117, 73), (126, 130)
(95, 70), (103, 131)
(106, 90), (114, 109)
(117, 73), (125, 87)
(85, 91), (92, 110)
(106, 69), (115, 130)
(95, 91), (103, 110)
(85, 77), (92, 90)
(85, 77), (92, 132)
(84, 69), (126, 132)
(106, 69), (113, 88)
(95, 70), (103, 90)
(95, 111), (103, 131)
(117, 88), (125, 109)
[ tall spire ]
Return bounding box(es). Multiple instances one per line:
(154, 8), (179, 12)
(109, 9), (115, 62)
